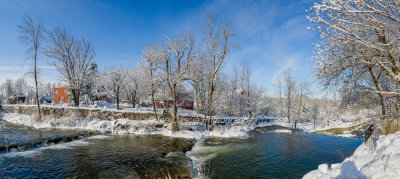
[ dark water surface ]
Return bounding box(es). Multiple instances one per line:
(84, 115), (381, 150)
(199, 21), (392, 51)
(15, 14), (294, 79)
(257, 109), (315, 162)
(0, 121), (362, 179)
(0, 120), (94, 151)
(188, 126), (363, 178)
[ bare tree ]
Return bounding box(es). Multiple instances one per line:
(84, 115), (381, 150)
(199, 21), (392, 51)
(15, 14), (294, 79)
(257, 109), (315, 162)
(312, 103), (319, 130)
(18, 15), (44, 119)
(161, 33), (197, 132)
(189, 54), (208, 114)
(0, 84), (5, 104)
(204, 15), (235, 118)
(141, 45), (163, 119)
(46, 28), (96, 106)
(294, 81), (310, 128)
(125, 67), (142, 109)
(99, 66), (127, 110)
(283, 69), (296, 127)
(14, 77), (28, 95)
(274, 76), (284, 118)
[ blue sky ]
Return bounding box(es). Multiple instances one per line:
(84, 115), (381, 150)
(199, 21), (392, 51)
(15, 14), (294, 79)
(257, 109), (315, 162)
(0, 0), (321, 97)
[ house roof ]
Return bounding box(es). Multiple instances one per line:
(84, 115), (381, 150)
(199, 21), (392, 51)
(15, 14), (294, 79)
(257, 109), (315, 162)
(38, 96), (53, 100)
(16, 94), (26, 98)
(54, 86), (69, 89)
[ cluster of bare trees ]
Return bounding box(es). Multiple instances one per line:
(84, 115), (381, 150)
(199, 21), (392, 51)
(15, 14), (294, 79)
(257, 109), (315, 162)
(0, 77), (59, 104)
(8, 15), (342, 132)
(13, 15), (99, 121)
(11, 10), (383, 132)
(87, 16), (271, 131)
(308, 0), (400, 119)
(274, 70), (311, 128)
(222, 61), (264, 118)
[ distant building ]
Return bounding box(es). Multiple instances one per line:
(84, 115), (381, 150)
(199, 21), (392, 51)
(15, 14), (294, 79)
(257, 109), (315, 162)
(155, 91), (194, 110)
(54, 86), (69, 104)
(37, 96), (53, 104)
(9, 94), (26, 104)
(92, 92), (112, 103)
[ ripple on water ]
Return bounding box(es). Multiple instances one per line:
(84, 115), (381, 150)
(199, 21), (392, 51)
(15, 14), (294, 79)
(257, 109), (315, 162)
(0, 134), (196, 178)
(187, 126), (362, 178)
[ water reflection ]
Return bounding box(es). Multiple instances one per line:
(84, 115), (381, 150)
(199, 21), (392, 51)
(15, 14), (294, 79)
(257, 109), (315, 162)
(188, 126), (363, 178)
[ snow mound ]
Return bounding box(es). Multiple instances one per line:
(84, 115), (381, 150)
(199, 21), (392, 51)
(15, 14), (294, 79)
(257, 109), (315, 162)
(274, 129), (292, 134)
(303, 131), (400, 179)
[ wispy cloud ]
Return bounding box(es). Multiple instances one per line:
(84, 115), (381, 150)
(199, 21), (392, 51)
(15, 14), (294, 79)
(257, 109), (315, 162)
(270, 55), (301, 85)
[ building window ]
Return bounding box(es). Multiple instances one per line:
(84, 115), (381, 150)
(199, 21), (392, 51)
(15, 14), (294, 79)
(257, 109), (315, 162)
(55, 90), (58, 94)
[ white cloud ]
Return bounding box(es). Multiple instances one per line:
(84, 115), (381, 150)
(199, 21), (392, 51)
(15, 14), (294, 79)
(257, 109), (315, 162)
(0, 64), (59, 86)
(270, 55), (301, 85)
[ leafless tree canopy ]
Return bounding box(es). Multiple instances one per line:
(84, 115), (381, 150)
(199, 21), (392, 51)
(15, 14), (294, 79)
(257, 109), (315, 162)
(18, 15), (44, 119)
(46, 27), (96, 106)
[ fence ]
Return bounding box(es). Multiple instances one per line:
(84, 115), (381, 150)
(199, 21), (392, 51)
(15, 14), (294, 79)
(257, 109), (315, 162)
(364, 124), (380, 149)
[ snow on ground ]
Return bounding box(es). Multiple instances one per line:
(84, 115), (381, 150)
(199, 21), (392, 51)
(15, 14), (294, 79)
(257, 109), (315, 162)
(336, 133), (357, 138)
(2, 104), (367, 140)
(303, 131), (400, 179)
(296, 119), (365, 133)
(274, 129), (292, 134)
(1, 110), (365, 140)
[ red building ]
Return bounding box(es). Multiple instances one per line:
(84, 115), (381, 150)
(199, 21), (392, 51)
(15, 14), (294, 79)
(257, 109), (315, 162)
(155, 100), (194, 110)
(54, 86), (69, 104)
(9, 94), (26, 104)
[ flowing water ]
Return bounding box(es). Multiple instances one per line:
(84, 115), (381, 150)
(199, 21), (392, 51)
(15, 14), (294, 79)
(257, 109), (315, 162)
(0, 119), (195, 178)
(0, 119), (362, 179)
(188, 126), (363, 178)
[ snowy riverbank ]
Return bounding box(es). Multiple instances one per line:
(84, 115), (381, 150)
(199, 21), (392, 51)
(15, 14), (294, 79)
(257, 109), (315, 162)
(303, 131), (400, 179)
(1, 113), (286, 140)
(1, 110), (366, 140)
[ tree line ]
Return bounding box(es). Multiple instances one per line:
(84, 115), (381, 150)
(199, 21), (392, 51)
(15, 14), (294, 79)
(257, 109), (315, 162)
(1, 10), (383, 131)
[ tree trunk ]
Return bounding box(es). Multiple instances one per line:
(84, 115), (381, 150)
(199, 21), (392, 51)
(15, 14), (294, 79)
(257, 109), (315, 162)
(207, 86), (214, 130)
(369, 67), (386, 118)
(151, 77), (158, 119)
(116, 93), (120, 110)
(34, 56), (41, 120)
(287, 95), (291, 127)
(295, 96), (303, 129)
(132, 95), (135, 108)
(171, 89), (179, 132)
(73, 90), (80, 107)
(313, 118), (315, 130)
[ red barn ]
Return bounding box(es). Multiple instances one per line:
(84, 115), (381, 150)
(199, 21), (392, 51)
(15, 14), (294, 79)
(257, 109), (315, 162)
(54, 86), (69, 104)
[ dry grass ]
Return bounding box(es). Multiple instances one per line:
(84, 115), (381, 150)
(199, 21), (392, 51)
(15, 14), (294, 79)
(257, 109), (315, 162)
(314, 122), (366, 135)
(382, 118), (400, 135)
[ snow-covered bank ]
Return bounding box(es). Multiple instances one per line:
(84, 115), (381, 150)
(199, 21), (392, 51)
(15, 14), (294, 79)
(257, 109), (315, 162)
(303, 131), (400, 179)
(2, 110), (365, 140)
(274, 129), (292, 134)
(1, 113), (284, 140)
(296, 120), (365, 133)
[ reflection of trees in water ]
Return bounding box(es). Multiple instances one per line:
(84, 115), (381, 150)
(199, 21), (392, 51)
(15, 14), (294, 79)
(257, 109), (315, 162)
(280, 131), (314, 157)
